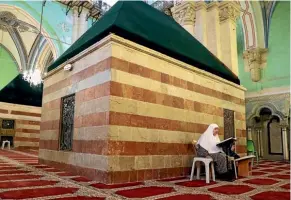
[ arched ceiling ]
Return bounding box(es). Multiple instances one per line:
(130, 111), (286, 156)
(0, 5), (56, 73)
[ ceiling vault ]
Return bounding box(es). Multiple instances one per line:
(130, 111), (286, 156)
(7, 27), (28, 71)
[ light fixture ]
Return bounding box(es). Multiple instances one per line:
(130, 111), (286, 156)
(64, 63), (73, 71)
(22, 68), (43, 86)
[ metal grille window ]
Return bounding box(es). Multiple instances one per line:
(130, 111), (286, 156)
(59, 94), (75, 151)
(224, 109), (235, 139)
(2, 119), (15, 129)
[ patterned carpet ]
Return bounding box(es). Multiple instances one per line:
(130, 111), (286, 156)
(0, 149), (289, 200)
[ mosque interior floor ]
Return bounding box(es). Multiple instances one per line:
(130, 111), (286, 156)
(0, 149), (289, 200)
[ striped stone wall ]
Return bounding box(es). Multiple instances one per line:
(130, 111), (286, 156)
(0, 102), (41, 149)
(39, 35), (246, 184)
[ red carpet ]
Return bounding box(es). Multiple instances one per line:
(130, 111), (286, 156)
(268, 174), (290, 179)
(251, 191), (290, 200)
(57, 172), (75, 176)
(276, 166), (290, 170)
(44, 168), (61, 172)
(157, 177), (187, 182)
(0, 187), (78, 199)
(0, 174), (43, 181)
(0, 167), (20, 171)
(260, 169), (282, 172)
(0, 170), (30, 174)
(208, 185), (254, 195)
(281, 183), (290, 190)
(91, 182), (143, 189)
(176, 180), (216, 187)
(244, 178), (278, 185)
(158, 194), (215, 200)
(71, 176), (91, 182)
(55, 196), (105, 200)
(257, 165), (272, 168)
(0, 164), (15, 167)
(0, 180), (58, 189)
(28, 163), (42, 166)
(251, 172), (267, 176)
(35, 165), (51, 169)
(116, 186), (174, 198)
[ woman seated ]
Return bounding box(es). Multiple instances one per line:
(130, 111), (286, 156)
(196, 124), (236, 181)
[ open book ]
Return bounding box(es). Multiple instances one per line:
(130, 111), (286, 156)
(235, 155), (255, 162)
(216, 137), (237, 147)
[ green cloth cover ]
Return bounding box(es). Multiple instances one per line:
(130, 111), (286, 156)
(48, 1), (240, 84)
(0, 74), (43, 107)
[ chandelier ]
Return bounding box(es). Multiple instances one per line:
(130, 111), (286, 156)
(22, 69), (43, 86)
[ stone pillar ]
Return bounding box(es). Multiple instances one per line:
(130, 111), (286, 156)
(219, 2), (241, 76)
(206, 2), (221, 59)
(255, 125), (263, 157)
(194, 2), (208, 46)
(247, 127), (252, 140)
(72, 8), (79, 43)
(280, 120), (289, 161)
(243, 48), (268, 82)
(78, 8), (89, 38)
(171, 2), (196, 36)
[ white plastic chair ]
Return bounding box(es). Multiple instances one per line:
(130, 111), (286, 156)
(1, 140), (10, 150)
(190, 142), (215, 184)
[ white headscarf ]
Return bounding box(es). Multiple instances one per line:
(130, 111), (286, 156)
(197, 124), (222, 154)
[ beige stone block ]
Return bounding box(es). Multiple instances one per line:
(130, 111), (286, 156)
(182, 155), (193, 167)
(136, 103), (151, 117)
(45, 44), (112, 88)
(110, 96), (225, 127)
(118, 126), (133, 141)
(109, 125), (201, 144)
(78, 96), (110, 116)
(108, 156), (120, 171)
(40, 130), (59, 140)
(135, 156), (152, 170)
(0, 102), (41, 113)
(171, 155), (183, 168)
(15, 132), (39, 139)
(111, 42), (245, 98)
(39, 150), (109, 171)
(164, 155), (172, 168)
(14, 141), (39, 147)
(151, 155), (165, 169)
(41, 109), (60, 122)
(112, 69), (245, 113)
(0, 113), (41, 121)
(43, 70), (111, 104)
(237, 137), (247, 146)
(110, 96), (137, 114)
(108, 125), (119, 140)
(16, 124), (40, 130)
(119, 156), (135, 171)
(74, 126), (108, 140)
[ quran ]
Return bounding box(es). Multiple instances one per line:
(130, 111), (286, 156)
(216, 137), (237, 147)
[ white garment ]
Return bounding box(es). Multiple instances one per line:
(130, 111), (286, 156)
(197, 124), (222, 154)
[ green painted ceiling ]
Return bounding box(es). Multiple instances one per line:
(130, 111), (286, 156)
(0, 45), (19, 90)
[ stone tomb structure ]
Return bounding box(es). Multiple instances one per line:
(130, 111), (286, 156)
(0, 75), (42, 149)
(39, 1), (246, 184)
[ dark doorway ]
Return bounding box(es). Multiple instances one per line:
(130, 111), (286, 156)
(0, 136), (14, 148)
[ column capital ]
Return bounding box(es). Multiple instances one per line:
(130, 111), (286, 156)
(206, 1), (220, 11)
(254, 123), (263, 130)
(195, 1), (207, 11)
(280, 118), (289, 128)
(218, 1), (241, 23)
(172, 1), (196, 26)
(79, 7), (89, 18)
(243, 48), (268, 82)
